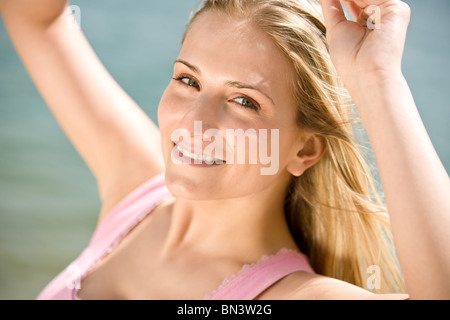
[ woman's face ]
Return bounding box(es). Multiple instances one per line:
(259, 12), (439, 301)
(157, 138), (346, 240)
(158, 11), (306, 200)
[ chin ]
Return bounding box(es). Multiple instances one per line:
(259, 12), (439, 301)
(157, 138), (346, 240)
(164, 167), (224, 201)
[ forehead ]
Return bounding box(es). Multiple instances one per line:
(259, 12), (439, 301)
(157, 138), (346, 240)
(179, 11), (295, 106)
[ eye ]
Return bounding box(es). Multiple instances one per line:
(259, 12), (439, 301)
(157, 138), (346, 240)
(173, 75), (200, 89)
(233, 97), (260, 111)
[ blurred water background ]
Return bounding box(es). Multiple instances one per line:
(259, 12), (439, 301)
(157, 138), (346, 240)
(0, 0), (449, 299)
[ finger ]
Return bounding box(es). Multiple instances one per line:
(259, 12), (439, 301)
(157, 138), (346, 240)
(341, 0), (363, 22)
(319, 0), (347, 29)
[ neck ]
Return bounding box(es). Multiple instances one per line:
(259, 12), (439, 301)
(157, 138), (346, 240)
(160, 176), (299, 264)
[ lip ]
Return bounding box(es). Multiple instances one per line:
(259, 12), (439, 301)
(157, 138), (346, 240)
(171, 143), (226, 167)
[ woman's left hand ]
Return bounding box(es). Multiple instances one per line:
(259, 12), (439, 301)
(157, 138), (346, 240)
(319, 0), (411, 86)
(322, 1), (450, 300)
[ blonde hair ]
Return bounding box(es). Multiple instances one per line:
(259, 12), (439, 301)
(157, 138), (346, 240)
(184, 0), (406, 293)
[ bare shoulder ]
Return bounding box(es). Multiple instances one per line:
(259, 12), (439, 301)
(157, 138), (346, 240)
(258, 271), (409, 300)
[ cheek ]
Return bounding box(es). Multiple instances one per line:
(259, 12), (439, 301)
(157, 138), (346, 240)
(158, 88), (183, 160)
(277, 129), (301, 167)
(158, 87), (177, 130)
(158, 87), (188, 141)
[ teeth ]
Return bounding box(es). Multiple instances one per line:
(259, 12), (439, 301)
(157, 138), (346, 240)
(176, 145), (222, 163)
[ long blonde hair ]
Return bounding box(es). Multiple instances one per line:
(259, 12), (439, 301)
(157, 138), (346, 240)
(184, 0), (406, 293)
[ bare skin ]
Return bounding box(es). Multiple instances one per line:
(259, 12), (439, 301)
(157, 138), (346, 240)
(322, 0), (450, 299)
(1, 0), (449, 299)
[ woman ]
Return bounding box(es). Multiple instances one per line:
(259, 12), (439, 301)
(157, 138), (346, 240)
(1, 0), (449, 299)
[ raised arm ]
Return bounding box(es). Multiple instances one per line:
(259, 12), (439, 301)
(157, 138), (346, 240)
(0, 0), (165, 222)
(320, 0), (450, 299)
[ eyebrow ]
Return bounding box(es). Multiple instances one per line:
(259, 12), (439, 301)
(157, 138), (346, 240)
(174, 59), (201, 75)
(174, 59), (274, 104)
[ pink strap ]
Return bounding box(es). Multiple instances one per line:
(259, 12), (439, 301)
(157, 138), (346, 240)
(206, 249), (314, 300)
(36, 173), (172, 300)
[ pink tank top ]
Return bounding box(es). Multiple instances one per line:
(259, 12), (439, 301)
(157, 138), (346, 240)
(36, 173), (314, 300)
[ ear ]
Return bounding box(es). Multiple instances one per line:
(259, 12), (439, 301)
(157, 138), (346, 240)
(286, 134), (327, 177)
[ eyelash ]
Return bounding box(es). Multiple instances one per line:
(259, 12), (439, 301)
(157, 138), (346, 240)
(172, 75), (261, 112)
(172, 74), (200, 89)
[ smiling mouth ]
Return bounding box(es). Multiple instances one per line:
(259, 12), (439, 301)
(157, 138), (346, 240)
(173, 143), (226, 165)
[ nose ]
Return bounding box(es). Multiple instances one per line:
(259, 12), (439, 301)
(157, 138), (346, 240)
(177, 93), (225, 138)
